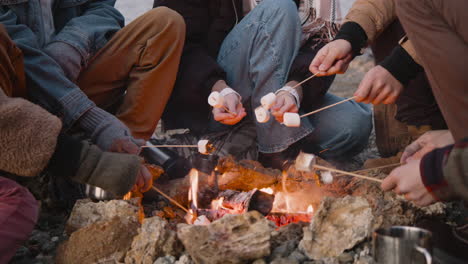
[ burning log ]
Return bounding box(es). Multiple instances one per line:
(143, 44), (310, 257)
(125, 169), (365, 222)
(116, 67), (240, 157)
(195, 189), (274, 222)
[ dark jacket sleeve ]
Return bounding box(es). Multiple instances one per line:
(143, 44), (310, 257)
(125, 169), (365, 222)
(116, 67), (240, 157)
(420, 138), (468, 203)
(0, 7), (95, 130)
(288, 38), (335, 109)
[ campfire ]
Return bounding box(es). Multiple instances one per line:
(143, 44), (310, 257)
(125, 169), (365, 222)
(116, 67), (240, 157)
(56, 155), (447, 264)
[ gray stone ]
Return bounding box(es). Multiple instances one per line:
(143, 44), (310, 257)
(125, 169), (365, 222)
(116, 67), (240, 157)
(299, 196), (374, 260)
(288, 250), (307, 263)
(252, 259), (267, 264)
(270, 257), (299, 264)
(175, 255), (193, 264)
(66, 198), (142, 234)
(125, 216), (183, 264)
(177, 211), (275, 264)
(154, 256), (176, 264)
(338, 253), (354, 264)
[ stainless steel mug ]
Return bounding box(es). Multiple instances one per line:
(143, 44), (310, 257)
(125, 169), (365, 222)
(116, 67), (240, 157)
(373, 226), (433, 264)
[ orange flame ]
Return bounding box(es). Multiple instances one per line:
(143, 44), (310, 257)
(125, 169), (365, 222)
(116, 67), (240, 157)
(189, 169), (199, 209)
(307, 205), (314, 215)
(211, 197), (225, 210)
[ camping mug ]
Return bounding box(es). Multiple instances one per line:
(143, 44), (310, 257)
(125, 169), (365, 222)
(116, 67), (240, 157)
(373, 226), (433, 264)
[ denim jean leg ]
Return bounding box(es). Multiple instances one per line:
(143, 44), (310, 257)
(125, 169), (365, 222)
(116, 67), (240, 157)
(302, 93), (373, 159)
(216, 0), (314, 153)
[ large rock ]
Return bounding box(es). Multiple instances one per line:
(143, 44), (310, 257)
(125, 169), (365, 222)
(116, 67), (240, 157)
(178, 211), (275, 264)
(124, 216), (183, 264)
(299, 196), (373, 259)
(56, 217), (139, 264)
(66, 198), (142, 234)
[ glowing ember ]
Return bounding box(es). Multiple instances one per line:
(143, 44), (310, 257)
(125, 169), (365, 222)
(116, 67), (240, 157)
(211, 197), (225, 210)
(307, 205), (314, 214)
(259, 188), (274, 195)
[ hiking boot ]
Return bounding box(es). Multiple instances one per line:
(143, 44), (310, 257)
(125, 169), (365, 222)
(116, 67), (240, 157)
(363, 152), (403, 174)
(374, 104), (412, 157)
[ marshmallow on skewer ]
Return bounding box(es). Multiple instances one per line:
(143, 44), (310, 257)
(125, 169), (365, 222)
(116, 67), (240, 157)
(283, 112), (301, 127)
(208, 91), (224, 108)
(260, 93), (277, 110)
(197, 139), (215, 155)
(255, 106), (270, 123)
(320, 171), (334, 184)
(295, 152), (316, 172)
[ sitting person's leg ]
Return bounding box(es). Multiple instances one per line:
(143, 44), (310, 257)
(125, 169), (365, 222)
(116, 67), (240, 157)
(0, 177), (39, 263)
(301, 93), (372, 160)
(78, 7), (185, 140)
(216, 0), (307, 153)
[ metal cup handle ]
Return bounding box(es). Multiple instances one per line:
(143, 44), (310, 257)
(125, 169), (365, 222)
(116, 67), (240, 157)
(414, 246), (432, 264)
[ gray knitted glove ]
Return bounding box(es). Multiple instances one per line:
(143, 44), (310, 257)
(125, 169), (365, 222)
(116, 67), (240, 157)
(44, 41), (82, 82)
(79, 107), (144, 154)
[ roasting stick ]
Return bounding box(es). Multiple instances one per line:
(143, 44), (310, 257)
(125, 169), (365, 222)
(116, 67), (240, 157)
(333, 163), (401, 177)
(151, 186), (189, 213)
(314, 164), (383, 183)
(300, 96), (358, 118)
(291, 72), (319, 89)
(141, 145), (197, 148)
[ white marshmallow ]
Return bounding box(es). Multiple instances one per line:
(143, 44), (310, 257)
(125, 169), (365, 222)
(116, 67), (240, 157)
(295, 152), (316, 172)
(260, 93), (277, 110)
(283, 112), (301, 127)
(208, 91), (224, 108)
(321, 171), (334, 184)
(198, 139), (210, 154)
(255, 106), (270, 123)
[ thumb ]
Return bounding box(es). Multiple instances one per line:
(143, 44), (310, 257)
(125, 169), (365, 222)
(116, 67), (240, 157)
(401, 140), (423, 163)
(318, 49), (339, 72)
(381, 171), (398, 191)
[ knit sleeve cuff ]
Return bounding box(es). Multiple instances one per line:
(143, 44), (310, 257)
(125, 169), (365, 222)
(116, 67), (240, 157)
(379, 45), (423, 86)
(78, 107), (114, 136)
(420, 145), (454, 201)
(334, 22), (368, 56)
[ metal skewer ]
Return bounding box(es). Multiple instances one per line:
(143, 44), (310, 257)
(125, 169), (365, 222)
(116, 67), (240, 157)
(314, 164), (383, 183)
(141, 145), (198, 148)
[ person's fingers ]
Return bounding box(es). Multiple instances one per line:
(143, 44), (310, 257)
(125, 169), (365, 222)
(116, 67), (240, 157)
(409, 145), (436, 161)
(382, 92), (399, 104)
(139, 165), (153, 193)
(381, 171), (398, 191)
(272, 96), (285, 112)
(371, 86), (391, 105)
(279, 100), (295, 115)
(318, 49), (339, 73)
(310, 47), (329, 74)
(414, 194), (435, 207)
(401, 140), (423, 163)
(354, 74), (373, 103)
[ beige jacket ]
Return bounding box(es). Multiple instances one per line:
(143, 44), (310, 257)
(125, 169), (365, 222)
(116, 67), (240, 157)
(344, 0), (420, 64)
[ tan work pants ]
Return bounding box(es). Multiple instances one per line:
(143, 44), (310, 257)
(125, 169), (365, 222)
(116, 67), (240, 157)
(396, 0), (468, 141)
(78, 7), (185, 140)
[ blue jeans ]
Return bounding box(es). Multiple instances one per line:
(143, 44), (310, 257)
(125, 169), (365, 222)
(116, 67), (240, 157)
(214, 0), (372, 157)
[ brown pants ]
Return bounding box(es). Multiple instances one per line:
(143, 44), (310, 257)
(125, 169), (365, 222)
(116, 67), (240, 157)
(396, 0), (468, 141)
(77, 7), (185, 139)
(0, 25), (26, 98)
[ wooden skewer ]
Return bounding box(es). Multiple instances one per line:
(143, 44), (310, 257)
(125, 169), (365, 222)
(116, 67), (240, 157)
(314, 164), (383, 183)
(151, 186), (189, 213)
(334, 163), (401, 177)
(141, 145), (198, 148)
(223, 106), (237, 115)
(301, 96), (358, 118)
(291, 73), (319, 89)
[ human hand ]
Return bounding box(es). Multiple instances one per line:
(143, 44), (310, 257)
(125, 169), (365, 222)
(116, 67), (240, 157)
(309, 39), (354, 76)
(212, 92), (246, 125)
(271, 91), (299, 123)
(132, 164), (153, 193)
(381, 159), (437, 207)
(354, 65), (403, 104)
(401, 130), (454, 163)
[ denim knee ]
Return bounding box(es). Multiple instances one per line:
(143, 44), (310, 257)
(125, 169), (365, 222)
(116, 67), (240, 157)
(253, 0), (300, 28)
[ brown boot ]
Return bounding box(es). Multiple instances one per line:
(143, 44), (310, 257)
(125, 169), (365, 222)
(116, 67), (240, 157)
(374, 104), (412, 157)
(363, 152), (403, 174)
(407, 125), (432, 141)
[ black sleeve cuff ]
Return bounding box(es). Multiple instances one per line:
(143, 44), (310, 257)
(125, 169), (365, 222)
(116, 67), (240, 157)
(379, 45), (423, 86)
(420, 144), (453, 201)
(334, 22), (368, 56)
